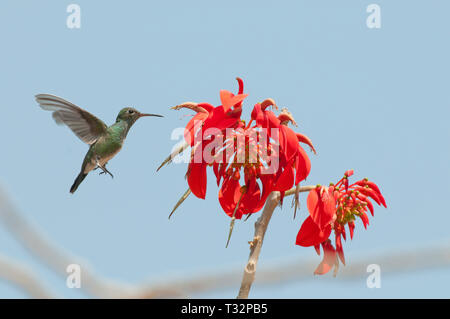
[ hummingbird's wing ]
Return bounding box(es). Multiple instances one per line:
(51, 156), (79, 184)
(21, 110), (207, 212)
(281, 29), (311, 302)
(35, 94), (108, 145)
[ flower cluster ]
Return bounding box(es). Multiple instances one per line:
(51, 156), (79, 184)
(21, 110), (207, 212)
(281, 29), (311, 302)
(171, 78), (315, 238)
(163, 78), (387, 274)
(296, 170), (387, 275)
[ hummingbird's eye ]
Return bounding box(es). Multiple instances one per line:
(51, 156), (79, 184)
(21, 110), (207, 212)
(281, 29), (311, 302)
(128, 110), (134, 114)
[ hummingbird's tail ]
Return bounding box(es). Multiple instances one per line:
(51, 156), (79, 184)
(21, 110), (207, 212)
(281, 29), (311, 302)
(70, 172), (87, 194)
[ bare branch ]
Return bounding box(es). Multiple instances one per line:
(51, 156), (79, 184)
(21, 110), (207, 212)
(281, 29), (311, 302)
(0, 186), (138, 298)
(2, 182), (449, 299)
(0, 253), (56, 298)
(237, 185), (315, 299)
(131, 243), (450, 298)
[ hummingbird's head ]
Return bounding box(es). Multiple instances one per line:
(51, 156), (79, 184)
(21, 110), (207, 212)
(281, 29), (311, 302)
(116, 107), (163, 124)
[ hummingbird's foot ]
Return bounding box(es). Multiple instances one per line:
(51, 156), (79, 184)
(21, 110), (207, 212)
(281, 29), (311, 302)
(98, 166), (114, 179)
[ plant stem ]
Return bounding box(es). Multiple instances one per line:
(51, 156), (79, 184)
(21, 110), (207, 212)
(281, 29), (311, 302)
(236, 184), (315, 299)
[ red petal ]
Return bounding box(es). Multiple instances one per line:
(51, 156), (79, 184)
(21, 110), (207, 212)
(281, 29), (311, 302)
(359, 212), (369, 229)
(204, 106), (239, 132)
(307, 187), (336, 231)
(295, 146), (311, 184)
(335, 234), (345, 265)
(235, 77), (244, 107)
(236, 77), (244, 95)
(274, 163), (294, 192)
(348, 221), (355, 240)
(220, 90), (248, 112)
(296, 216), (332, 247)
(240, 178), (261, 215)
(252, 174), (275, 212)
(218, 176), (241, 217)
(366, 199), (374, 216)
(187, 162), (207, 199)
(219, 90), (233, 112)
(251, 104), (265, 126)
(314, 244), (321, 256)
(215, 163), (226, 186)
(265, 110), (281, 128)
(341, 226), (347, 241)
(314, 241), (337, 275)
(296, 133), (316, 154)
(184, 113), (208, 145)
(357, 187), (382, 206)
(197, 102), (215, 112)
(280, 126), (299, 163)
(366, 181), (387, 208)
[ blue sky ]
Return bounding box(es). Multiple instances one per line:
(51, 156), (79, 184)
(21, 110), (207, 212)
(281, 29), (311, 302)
(0, 0), (449, 298)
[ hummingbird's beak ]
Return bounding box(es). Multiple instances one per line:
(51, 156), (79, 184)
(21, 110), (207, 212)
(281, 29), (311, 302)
(139, 113), (164, 118)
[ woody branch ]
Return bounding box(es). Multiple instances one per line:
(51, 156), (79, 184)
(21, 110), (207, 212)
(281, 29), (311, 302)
(237, 185), (316, 299)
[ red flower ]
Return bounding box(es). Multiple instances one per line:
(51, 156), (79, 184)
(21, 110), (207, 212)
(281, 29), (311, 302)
(296, 170), (386, 275)
(162, 78), (389, 278)
(166, 77), (315, 249)
(177, 78), (314, 221)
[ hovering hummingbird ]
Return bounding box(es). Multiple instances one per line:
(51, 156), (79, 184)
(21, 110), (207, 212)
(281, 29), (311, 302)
(35, 94), (163, 193)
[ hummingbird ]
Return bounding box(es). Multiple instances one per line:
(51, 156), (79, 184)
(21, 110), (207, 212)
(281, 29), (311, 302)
(35, 94), (163, 193)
